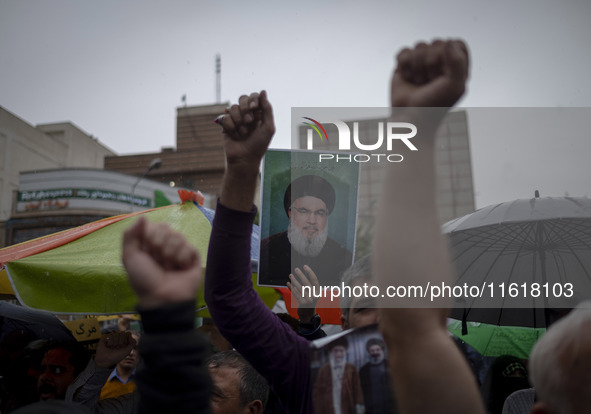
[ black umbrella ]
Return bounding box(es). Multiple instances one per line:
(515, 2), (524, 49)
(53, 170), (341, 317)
(444, 194), (591, 328)
(0, 302), (75, 342)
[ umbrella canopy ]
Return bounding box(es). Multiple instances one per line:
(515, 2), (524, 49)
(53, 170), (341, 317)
(444, 196), (591, 328)
(0, 201), (279, 315)
(0, 301), (75, 342)
(447, 319), (545, 359)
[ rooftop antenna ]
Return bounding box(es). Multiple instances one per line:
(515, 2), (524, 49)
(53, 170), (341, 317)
(215, 54), (221, 103)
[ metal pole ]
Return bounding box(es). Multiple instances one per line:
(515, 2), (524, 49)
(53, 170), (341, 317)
(130, 158), (162, 211)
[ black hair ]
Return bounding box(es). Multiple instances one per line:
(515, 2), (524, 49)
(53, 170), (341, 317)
(207, 350), (269, 409)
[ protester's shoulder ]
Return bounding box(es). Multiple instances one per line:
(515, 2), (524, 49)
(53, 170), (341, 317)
(270, 311), (312, 351)
(95, 391), (137, 413)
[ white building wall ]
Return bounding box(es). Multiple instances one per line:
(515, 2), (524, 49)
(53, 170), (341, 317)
(0, 106), (115, 222)
(37, 122), (114, 169)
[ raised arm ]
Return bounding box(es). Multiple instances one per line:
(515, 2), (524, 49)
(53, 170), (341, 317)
(205, 91), (313, 413)
(122, 217), (212, 414)
(67, 332), (136, 411)
(217, 91), (275, 212)
(374, 40), (484, 414)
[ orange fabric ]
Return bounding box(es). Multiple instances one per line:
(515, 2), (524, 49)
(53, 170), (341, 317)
(0, 205), (173, 267)
(276, 287), (342, 325)
(178, 190), (204, 205)
(99, 378), (136, 400)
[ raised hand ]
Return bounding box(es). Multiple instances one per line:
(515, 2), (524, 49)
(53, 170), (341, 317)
(217, 90), (275, 212)
(122, 216), (202, 309)
(217, 91), (275, 176)
(94, 331), (136, 369)
(287, 266), (320, 323)
(391, 39), (469, 108)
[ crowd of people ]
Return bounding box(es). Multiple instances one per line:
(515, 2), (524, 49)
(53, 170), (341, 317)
(1, 38), (589, 414)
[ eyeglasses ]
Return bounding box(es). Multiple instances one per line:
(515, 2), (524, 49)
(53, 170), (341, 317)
(292, 207), (328, 218)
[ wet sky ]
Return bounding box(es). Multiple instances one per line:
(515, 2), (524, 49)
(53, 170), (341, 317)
(1, 0), (590, 208)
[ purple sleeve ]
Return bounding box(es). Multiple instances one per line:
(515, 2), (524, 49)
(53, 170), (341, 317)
(204, 201), (312, 413)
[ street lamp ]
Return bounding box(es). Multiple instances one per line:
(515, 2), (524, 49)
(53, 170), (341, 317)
(130, 158), (162, 211)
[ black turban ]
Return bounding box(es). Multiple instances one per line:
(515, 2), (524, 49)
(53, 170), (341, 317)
(366, 337), (386, 351)
(283, 175), (335, 216)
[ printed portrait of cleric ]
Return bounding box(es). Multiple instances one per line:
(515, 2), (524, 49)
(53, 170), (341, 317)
(259, 174), (353, 287)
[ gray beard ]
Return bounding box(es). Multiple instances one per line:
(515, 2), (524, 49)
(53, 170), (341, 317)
(330, 353), (346, 370)
(287, 221), (328, 257)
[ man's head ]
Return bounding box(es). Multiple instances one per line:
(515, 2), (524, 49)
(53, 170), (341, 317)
(328, 337), (348, 368)
(340, 255), (380, 330)
(117, 331), (141, 372)
(37, 341), (89, 401)
(284, 175), (335, 257)
(207, 351), (269, 414)
(529, 302), (591, 414)
(366, 338), (386, 365)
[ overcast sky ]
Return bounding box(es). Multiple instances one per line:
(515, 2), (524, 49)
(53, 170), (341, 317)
(1, 0), (590, 209)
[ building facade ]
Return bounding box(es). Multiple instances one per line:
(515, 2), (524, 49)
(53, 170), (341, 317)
(5, 168), (189, 246)
(0, 106), (115, 247)
(104, 103), (228, 196)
